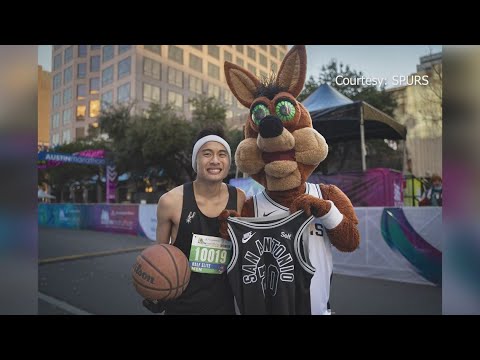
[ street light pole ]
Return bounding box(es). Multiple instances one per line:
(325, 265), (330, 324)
(360, 103), (367, 172)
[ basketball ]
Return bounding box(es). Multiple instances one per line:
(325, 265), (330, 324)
(132, 244), (191, 301)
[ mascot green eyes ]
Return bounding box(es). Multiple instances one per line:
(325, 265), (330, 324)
(251, 100), (296, 125)
(275, 100), (295, 122)
(251, 104), (270, 125)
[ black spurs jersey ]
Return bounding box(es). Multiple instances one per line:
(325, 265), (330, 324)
(227, 210), (315, 315)
(251, 183), (335, 315)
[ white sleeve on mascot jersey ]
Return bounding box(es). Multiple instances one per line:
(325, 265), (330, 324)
(303, 228), (334, 315)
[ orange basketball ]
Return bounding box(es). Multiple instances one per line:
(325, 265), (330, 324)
(132, 244), (191, 301)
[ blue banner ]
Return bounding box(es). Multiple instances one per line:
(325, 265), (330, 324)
(38, 204), (84, 229)
(38, 151), (106, 166)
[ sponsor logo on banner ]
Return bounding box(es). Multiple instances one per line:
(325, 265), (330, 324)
(90, 205), (138, 234)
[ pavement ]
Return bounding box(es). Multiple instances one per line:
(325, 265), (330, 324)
(39, 228), (441, 315)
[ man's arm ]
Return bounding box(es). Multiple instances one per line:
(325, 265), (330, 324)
(156, 193), (173, 244)
(144, 193), (175, 314)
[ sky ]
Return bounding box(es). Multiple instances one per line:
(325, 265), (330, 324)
(38, 45), (442, 89)
(38, 45), (52, 71)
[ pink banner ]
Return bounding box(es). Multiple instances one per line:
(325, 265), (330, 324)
(87, 204), (138, 234)
(231, 168), (403, 207)
(309, 168), (404, 207)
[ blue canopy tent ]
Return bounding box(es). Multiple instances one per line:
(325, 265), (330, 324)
(302, 84), (407, 171)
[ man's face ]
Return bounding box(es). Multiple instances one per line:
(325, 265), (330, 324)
(196, 141), (230, 182)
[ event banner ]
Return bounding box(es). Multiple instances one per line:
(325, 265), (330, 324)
(85, 204), (139, 235)
(39, 204), (442, 286)
(332, 207), (442, 286)
(38, 203), (83, 229)
(309, 168), (404, 207)
(231, 168), (403, 207)
(38, 149), (105, 169)
(38, 151), (106, 166)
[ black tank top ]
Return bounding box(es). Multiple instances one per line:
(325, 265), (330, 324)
(165, 182), (237, 315)
(226, 211), (315, 315)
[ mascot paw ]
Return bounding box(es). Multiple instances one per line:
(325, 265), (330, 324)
(219, 209), (240, 240)
(289, 194), (332, 217)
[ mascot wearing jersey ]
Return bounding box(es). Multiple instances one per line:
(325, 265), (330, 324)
(219, 45), (360, 315)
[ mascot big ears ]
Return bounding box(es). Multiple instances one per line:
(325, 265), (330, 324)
(225, 45), (328, 191)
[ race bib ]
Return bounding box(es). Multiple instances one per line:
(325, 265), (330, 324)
(189, 234), (232, 274)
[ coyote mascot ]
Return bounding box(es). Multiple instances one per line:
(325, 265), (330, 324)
(220, 45), (360, 315)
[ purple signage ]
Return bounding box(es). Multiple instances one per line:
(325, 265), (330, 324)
(309, 168), (404, 207)
(231, 168), (403, 207)
(88, 204), (139, 234)
(106, 165), (117, 203)
(75, 149), (105, 158)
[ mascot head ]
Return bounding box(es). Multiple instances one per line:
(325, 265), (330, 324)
(225, 45), (328, 192)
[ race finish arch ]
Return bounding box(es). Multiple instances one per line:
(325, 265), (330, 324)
(38, 150), (117, 203)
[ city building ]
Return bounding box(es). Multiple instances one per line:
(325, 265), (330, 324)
(38, 65), (51, 149)
(50, 45), (288, 145)
(387, 52), (442, 177)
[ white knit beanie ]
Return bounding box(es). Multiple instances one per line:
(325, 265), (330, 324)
(191, 135), (231, 173)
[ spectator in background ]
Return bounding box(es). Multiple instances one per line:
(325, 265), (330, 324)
(419, 174), (442, 206)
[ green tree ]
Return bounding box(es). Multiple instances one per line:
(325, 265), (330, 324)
(298, 76), (321, 102)
(318, 60), (364, 98)
(97, 96), (234, 188)
(98, 102), (197, 184)
(356, 86), (397, 117)
(97, 102), (144, 175)
(189, 94), (227, 134)
(141, 103), (194, 183)
(226, 127), (244, 177)
(97, 102), (135, 144)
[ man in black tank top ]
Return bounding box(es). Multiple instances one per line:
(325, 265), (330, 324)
(143, 128), (246, 315)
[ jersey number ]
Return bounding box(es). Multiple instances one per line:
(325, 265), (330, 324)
(258, 264), (279, 297)
(310, 223), (324, 236)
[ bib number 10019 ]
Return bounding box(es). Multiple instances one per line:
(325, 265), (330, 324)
(193, 247), (228, 264)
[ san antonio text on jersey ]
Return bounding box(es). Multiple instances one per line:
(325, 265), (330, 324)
(227, 210), (315, 315)
(250, 183), (334, 315)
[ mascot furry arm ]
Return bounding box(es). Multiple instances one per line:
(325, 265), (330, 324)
(219, 45), (359, 252)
